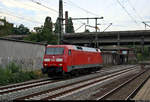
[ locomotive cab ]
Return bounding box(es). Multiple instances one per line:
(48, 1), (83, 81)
(42, 46), (68, 76)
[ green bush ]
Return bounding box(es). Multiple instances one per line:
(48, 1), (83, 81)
(136, 47), (150, 61)
(6, 62), (21, 73)
(137, 53), (143, 61)
(0, 62), (41, 86)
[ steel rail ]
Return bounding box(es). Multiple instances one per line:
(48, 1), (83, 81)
(0, 65), (129, 91)
(15, 66), (136, 100)
(0, 65), (137, 101)
(0, 78), (51, 90)
(125, 75), (150, 100)
(96, 69), (148, 100)
(43, 68), (138, 100)
(0, 80), (60, 94)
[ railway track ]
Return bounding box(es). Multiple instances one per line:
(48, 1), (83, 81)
(54, 66), (141, 100)
(0, 78), (62, 100)
(95, 67), (150, 100)
(0, 65), (138, 101)
(0, 79), (60, 94)
(16, 65), (138, 100)
(0, 77), (53, 90)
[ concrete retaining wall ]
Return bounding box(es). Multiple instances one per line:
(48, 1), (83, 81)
(0, 38), (46, 70)
(0, 38), (137, 70)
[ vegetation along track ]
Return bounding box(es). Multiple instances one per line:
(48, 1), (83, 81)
(95, 67), (150, 100)
(15, 65), (138, 100)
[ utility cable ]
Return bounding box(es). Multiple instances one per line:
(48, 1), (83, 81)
(116, 0), (139, 25)
(0, 10), (42, 24)
(127, 0), (143, 21)
(64, 0), (100, 17)
(12, 0), (57, 15)
(126, 0), (146, 29)
(75, 23), (85, 31)
(0, 6), (42, 24)
(29, 0), (58, 13)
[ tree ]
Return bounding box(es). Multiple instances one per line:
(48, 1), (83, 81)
(13, 24), (30, 35)
(65, 17), (74, 33)
(0, 18), (13, 36)
(24, 16), (58, 44)
(84, 29), (90, 33)
(24, 32), (38, 42)
(41, 16), (57, 44)
(54, 18), (60, 34)
(44, 17), (53, 32)
(34, 26), (43, 34)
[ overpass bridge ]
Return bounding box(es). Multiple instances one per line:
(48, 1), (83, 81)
(63, 30), (150, 47)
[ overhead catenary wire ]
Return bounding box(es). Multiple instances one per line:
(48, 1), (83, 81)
(74, 20), (88, 32)
(12, 0), (57, 15)
(64, 0), (100, 17)
(28, 0), (67, 22)
(0, 0), (58, 24)
(127, 0), (143, 21)
(29, 0), (58, 13)
(1, 0), (147, 32)
(144, 21), (150, 23)
(0, 0), (61, 28)
(126, 0), (146, 29)
(0, 5), (43, 24)
(64, 0), (105, 32)
(65, 0), (129, 31)
(65, 0), (121, 27)
(75, 23), (85, 31)
(0, 10), (42, 24)
(116, 0), (139, 25)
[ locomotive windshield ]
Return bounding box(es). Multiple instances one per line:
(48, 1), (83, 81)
(46, 47), (64, 55)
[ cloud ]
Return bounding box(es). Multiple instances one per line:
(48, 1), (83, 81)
(0, 0), (149, 32)
(0, 0), (57, 14)
(0, 0), (59, 30)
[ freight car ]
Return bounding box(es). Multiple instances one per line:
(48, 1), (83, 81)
(42, 45), (103, 77)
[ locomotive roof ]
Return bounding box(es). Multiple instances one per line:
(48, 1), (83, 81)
(46, 45), (100, 52)
(47, 45), (74, 49)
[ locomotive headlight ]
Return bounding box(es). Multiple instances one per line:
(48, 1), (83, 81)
(56, 58), (63, 62)
(59, 64), (63, 66)
(44, 58), (50, 62)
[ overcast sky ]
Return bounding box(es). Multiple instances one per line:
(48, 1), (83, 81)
(0, 0), (149, 32)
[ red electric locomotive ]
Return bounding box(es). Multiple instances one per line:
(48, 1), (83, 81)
(42, 45), (103, 77)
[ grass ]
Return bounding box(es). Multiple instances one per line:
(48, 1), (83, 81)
(0, 62), (44, 86)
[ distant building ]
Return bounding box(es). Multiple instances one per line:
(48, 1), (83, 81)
(101, 45), (137, 65)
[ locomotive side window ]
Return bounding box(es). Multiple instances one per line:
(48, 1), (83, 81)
(77, 46), (83, 50)
(46, 48), (64, 55)
(68, 49), (71, 55)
